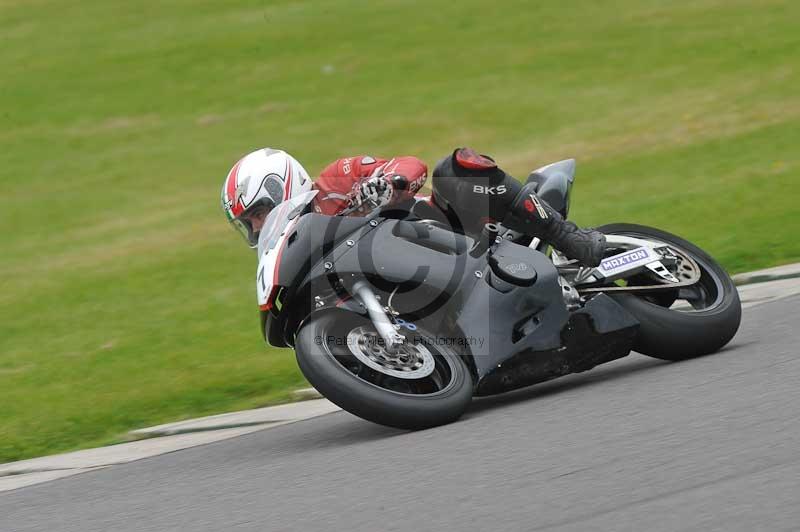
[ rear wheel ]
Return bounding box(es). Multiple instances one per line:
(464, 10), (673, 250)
(295, 309), (473, 429)
(597, 224), (741, 361)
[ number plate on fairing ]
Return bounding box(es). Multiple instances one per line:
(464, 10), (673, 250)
(598, 247), (658, 277)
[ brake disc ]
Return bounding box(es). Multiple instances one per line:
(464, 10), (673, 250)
(346, 327), (435, 379)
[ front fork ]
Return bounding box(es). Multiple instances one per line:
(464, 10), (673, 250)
(351, 281), (406, 349)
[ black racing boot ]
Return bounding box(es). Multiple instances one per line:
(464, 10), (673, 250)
(504, 181), (606, 267)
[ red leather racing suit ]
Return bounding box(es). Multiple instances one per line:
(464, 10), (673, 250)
(313, 155), (428, 215)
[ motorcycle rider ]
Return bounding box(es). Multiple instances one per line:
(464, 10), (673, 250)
(221, 147), (605, 266)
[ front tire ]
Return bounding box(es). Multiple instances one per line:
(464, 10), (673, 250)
(598, 224), (742, 361)
(295, 309), (473, 430)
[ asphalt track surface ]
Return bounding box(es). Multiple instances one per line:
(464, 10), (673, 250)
(2, 296), (798, 532)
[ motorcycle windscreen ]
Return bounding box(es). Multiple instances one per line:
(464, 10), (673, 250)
(256, 190), (318, 309)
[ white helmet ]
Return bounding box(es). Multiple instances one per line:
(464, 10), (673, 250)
(221, 148), (312, 247)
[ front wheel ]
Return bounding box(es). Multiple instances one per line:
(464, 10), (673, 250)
(295, 309), (473, 430)
(597, 223), (742, 361)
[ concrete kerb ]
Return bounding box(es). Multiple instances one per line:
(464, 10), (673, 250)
(0, 398), (340, 492)
(732, 262), (800, 285)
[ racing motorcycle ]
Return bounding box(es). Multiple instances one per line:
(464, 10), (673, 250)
(256, 160), (741, 429)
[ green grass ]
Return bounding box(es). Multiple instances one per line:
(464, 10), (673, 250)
(1, 0), (798, 463)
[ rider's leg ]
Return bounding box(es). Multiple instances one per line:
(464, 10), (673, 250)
(503, 181), (606, 266)
(431, 148), (606, 266)
(429, 148), (514, 234)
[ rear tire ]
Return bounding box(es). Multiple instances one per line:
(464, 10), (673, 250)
(295, 309), (473, 430)
(598, 224), (741, 361)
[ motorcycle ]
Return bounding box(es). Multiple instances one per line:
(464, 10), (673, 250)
(255, 159), (742, 429)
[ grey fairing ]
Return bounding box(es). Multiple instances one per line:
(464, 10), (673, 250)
(274, 215), (573, 367)
(264, 213), (640, 395)
(261, 213), (372, 347)
(454, 240), (570, 376)
(527, 158), (576, 218)
(272, 216), (480, 347)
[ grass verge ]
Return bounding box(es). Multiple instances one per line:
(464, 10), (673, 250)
(1, 0), (798, 462)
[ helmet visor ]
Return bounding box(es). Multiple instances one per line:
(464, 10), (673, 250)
(231, 200), (275, 248)
(230, 218), (257, 247)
